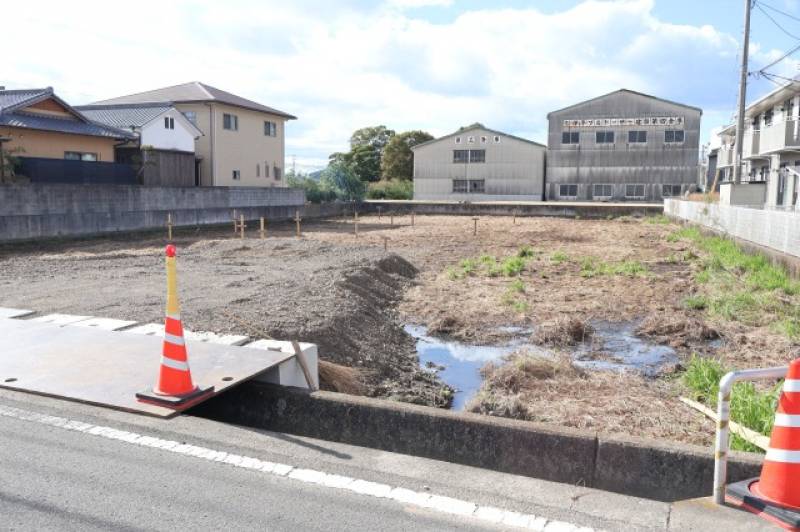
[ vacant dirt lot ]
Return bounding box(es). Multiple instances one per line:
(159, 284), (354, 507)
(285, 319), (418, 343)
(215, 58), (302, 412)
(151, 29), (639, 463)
(1, 213), (796, 446)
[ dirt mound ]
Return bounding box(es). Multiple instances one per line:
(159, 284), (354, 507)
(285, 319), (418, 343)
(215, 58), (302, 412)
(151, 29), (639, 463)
(636, 315), (719, 348)
(532, 317), (594, 347)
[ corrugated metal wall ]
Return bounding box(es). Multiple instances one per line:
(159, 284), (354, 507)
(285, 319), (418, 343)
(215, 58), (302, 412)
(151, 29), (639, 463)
(413, 127), (545, 200)
(547, 91), (702, 202)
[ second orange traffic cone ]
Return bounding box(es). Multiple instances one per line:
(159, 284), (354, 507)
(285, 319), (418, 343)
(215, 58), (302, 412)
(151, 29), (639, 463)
(727, 358), (800, 529)
(136, 244), (213, 409)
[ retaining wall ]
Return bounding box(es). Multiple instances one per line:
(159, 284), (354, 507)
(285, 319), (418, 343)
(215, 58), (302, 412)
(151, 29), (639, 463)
(364, 200), (662, 219)
(664, 199), (800, 273)
(0, 184), (307, 242)
(192, 383), (762, 503)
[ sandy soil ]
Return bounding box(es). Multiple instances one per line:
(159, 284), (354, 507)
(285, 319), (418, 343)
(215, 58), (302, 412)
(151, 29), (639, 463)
(1, 213), (796, 446)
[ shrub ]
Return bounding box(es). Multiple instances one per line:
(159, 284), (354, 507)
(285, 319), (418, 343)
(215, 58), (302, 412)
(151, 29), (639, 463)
(366, 179), (414, 200)
(684, 295), (708, 310)
(500, 256), (527, 277)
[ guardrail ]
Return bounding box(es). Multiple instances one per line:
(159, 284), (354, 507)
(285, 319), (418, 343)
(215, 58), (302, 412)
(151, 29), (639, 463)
(713, 366), (788, 505)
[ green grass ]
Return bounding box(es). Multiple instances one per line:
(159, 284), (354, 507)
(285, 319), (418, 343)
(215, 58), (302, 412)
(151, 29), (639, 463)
(646, 214), (671, 225)
(682, 356), (781, 453)
(508, 278), (525, 293)
(517, 246), (536, 258)
(500, 256), (527, 277)
(684, 295), (708, 310)
(550, 251), (569, 264)
(579, 257), (648, 278)
(669, 227), (800, 340)
(459, 258), (479, 276)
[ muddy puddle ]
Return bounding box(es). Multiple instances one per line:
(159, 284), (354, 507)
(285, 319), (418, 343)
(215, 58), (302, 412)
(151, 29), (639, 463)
(407, 320), (684, 410)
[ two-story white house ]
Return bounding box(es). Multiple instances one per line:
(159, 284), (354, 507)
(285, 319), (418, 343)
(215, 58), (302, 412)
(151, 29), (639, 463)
(717, 80), (800, 209)
(78, 103), (203, 186)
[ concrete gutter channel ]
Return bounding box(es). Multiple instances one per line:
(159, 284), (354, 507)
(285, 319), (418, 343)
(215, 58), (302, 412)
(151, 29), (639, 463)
(192, 382), (762, 504)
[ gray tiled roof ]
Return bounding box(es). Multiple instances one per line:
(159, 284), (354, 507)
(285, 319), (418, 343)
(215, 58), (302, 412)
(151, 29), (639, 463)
(76, 104), (173, 130)
(0, 112), (132, 138)
(91, 81), (296, 119)
(0, 87), (134, 139)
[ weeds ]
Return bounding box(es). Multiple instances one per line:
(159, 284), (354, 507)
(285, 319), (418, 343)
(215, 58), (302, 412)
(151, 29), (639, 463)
(517, 246), (536, 258)
(669, 227), (800, 341)
(501, 256), (527, 277)
(551, 251), (569, 264)
(684, 295), (708, 310)
(682, 356), (781, 453)
(508, 278), (525, 293)
(646, 214), (671, 225)
(579, 257), (648, 278)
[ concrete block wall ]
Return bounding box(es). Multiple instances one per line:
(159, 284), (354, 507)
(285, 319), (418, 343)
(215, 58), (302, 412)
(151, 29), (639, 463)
(0, 184), (306, 242)
(664, 199), (800, 261)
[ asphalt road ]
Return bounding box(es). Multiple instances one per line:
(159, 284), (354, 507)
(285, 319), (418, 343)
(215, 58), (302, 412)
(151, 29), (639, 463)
(0, 389), (773, 532)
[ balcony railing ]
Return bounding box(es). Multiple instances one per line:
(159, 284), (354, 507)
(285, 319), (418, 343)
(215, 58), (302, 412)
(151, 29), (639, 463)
(717, 147), (734, 167)
(759, 119), (800, 154)
(742, 129), (760, 159)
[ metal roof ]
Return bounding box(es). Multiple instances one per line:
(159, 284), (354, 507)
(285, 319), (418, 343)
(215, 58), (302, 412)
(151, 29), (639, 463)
(411, 124), (546, 150)
(546, 89), (703, 118)
(91, 81), (297, 119)
(76, 104), (173, 130)
(0, 87), (134, 139)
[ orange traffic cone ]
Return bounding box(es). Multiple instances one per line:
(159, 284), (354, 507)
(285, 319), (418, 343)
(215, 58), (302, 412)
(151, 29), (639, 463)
(136, 245), (213, 410)
(727, 359), (800, 529)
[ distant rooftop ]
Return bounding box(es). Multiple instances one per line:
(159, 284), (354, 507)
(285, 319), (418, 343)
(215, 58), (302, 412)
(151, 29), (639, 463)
(91, 81), (296, 120)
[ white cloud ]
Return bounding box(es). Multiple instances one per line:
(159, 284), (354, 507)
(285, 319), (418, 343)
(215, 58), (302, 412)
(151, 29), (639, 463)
(3, 0), (787, 169)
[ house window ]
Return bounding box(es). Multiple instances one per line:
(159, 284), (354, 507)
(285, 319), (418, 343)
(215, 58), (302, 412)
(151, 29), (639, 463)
(625, 184), (646, 199)
(662, 184), (683, 197)
(223, 113), (238, 131)
(232, 170), (241, 180)
(455, 136), (462, 144)
(64, 151), (97, 161)
(493, 135), (501, 143)
(480, 135), (488, 144)
(183, 111), (197, 125)
(256, 164), (260, 177)
(786, 99), (795, 120)
(469, 149), (486, 163)
(453, 150), (469, 163)
(593, 184), (613, 198)
(764, 109), (774, 127)
(469, 179), (485, 193)
(264, 162), (270, 178)
(628, 130), (646, 143)
(752, 115), (761, 131)
(561, 131), (579, 144)
(452, 179), (468, 193)
(596, 131), (614, 144)
(664, 130), (685, 143)
(467, 136), (475, 144)
(559, 184), (578, 198)
(264, 121), (277, 137)
(164, 117), (174, 130)
(274, 166), (282, 180)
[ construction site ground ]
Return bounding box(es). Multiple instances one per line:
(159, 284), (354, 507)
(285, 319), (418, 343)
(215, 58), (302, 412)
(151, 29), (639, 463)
(1, 213), (795, 447)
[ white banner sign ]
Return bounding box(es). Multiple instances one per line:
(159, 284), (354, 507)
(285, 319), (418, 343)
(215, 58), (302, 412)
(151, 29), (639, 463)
(562, 117), (684, 127)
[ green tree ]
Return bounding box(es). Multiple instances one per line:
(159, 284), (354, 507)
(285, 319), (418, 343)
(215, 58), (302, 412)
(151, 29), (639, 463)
(380, 130), (434, 181)
(320, 162), (365, 201)
(350, 125), (395, 152)
(347, 126), (395, 182)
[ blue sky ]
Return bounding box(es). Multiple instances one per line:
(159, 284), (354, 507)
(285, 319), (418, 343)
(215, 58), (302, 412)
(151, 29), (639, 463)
(6, 0), (800, 171)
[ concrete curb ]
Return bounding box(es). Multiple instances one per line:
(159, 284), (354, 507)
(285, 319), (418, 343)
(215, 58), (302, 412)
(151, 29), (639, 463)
(192, 382), (763, 502)
(362, 200), (662, 219)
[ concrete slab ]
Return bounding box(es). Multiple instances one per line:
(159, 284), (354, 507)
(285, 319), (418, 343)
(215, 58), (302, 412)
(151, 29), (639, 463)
(124, 323), (249, 346)
(70, 317), (138, 331)
(30, 313), (93, 326)
(0, 318), (293, 418)
(246, 339), (319, 389)
(0, 308), (34, 319)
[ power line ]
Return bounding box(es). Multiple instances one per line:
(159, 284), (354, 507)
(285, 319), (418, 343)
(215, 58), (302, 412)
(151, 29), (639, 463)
(757, 1), (800, 24)
(754, 1), (800, 40)
(753, 42), (800, 74)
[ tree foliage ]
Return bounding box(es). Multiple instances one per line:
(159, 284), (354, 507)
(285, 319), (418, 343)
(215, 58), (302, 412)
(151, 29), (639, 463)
(380, 130), (434, 181)
(319, 162), (365, 201)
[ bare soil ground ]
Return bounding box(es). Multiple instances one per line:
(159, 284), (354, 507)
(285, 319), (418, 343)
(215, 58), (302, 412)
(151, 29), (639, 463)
(1, 214), (796, 446)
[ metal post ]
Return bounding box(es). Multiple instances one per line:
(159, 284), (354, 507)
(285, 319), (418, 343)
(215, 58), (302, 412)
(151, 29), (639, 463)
(733, 0), (752, 184)
(713, 365), (787, 505)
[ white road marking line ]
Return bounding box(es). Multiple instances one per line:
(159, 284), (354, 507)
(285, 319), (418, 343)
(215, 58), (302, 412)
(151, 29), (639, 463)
(0, 405), (598, 531)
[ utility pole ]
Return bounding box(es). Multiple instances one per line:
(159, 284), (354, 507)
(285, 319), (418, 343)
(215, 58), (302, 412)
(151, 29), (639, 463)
(733, 0), (752, 185)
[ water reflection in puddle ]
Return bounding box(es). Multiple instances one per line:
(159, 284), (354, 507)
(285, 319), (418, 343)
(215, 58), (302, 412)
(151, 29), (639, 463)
(407, 320), (682, 411)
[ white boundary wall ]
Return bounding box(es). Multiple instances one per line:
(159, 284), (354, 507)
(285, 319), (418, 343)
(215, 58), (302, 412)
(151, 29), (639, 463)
(664, 199), (800, 259)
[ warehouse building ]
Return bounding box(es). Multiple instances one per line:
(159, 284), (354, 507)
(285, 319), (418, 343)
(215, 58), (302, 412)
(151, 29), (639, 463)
(412, 124), (545, 201)
(546, 89), (702, 202)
